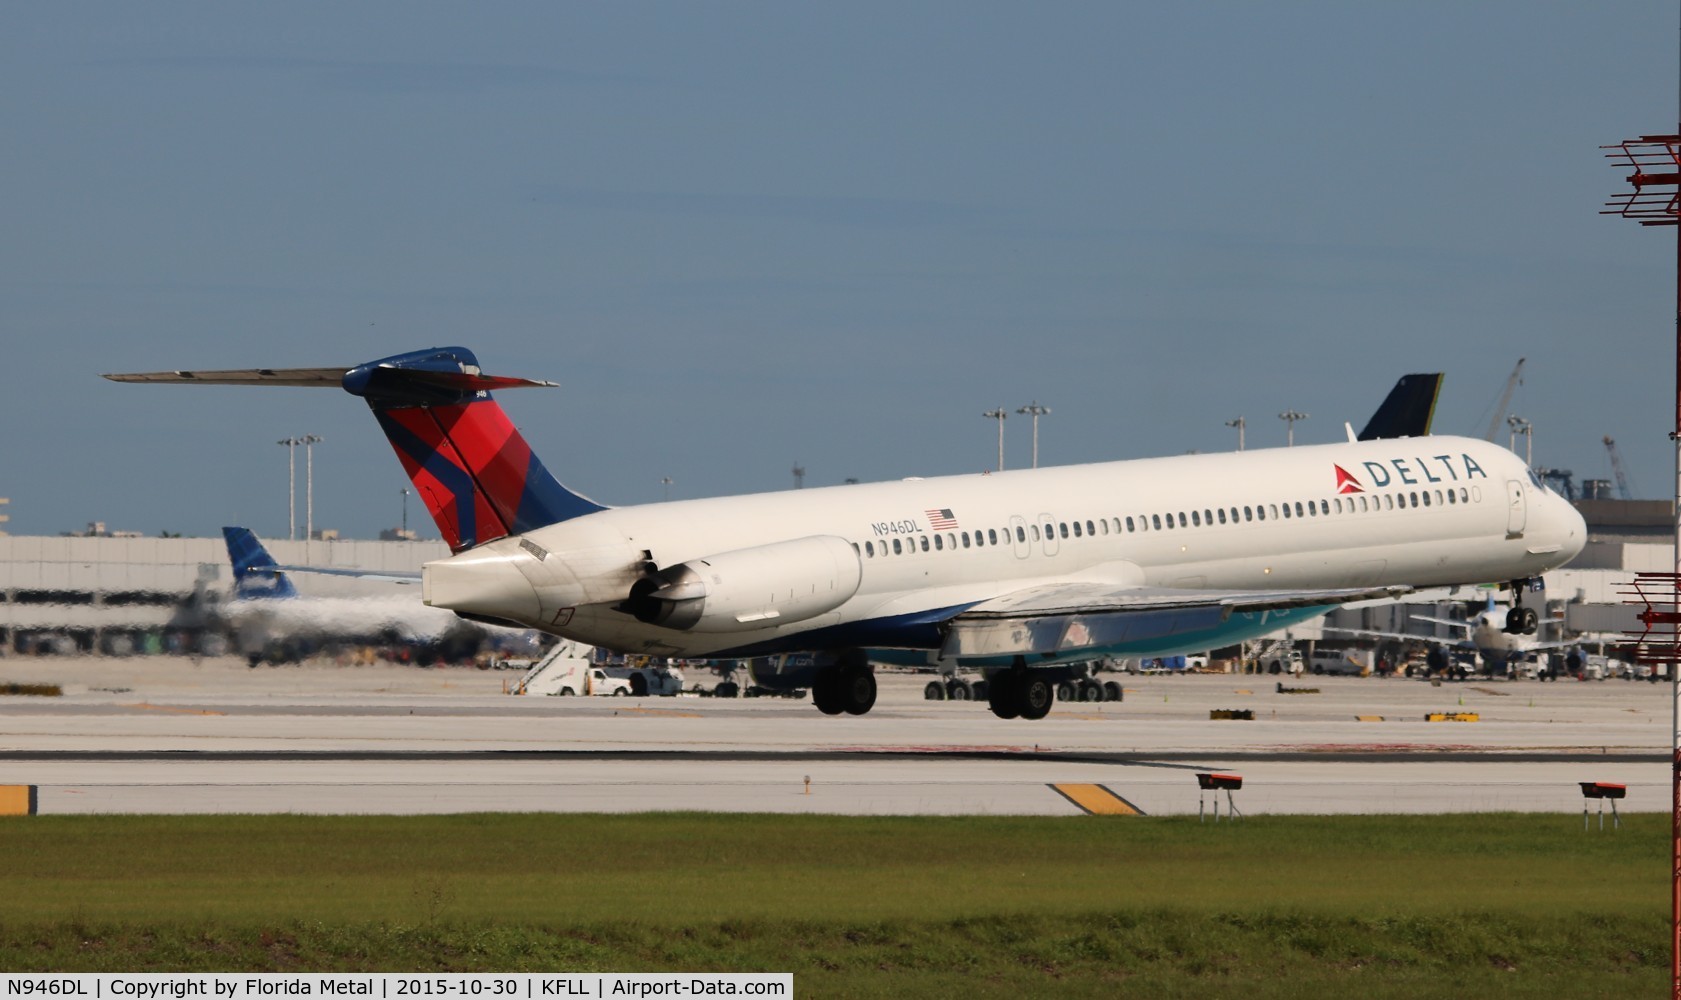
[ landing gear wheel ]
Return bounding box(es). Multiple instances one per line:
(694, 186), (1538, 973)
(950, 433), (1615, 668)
(839, 667), (877, 716)
(1504, 581), (1542, 635)
(812, 668), (845, 715)
(987, 673), (1021, 720)
(948, 680), (973, 701)
(924, 681), (946, 701)
(1018, 675), (1054, 720)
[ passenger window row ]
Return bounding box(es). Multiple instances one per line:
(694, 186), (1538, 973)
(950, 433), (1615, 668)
(850, 485), (1481, 560)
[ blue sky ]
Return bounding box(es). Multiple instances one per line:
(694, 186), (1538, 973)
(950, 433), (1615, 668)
(1, 3), (1675, 540)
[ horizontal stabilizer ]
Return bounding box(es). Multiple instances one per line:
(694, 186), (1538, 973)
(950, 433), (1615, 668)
(103, 366), (558, 396)
(109, 347), (602, 552)
(1357, 373), (1443, 440)
(103, 367), (349, 386)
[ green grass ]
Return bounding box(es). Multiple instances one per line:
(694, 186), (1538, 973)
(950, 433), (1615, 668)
(0, 813), (1665, 996)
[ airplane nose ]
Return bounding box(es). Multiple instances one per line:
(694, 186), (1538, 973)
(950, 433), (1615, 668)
(423, 547), (541, 625)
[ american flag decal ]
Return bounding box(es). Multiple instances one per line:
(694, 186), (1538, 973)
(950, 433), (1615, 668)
(925, 508), (959, 530)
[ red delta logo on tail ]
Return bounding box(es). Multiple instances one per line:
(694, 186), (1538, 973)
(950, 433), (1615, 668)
(1333, 465), (1364, 494)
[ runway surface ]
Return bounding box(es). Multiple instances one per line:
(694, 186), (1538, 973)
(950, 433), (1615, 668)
(0, 656), (1667, 816)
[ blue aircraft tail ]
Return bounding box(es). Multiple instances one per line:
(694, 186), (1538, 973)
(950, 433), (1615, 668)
(222, 526), (300, 600)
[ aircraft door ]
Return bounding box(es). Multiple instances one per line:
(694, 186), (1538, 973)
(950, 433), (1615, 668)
(1505, 480), (1526, 536)
(1037, 514), (1059, 557)
(1008, 515), (1030, 559)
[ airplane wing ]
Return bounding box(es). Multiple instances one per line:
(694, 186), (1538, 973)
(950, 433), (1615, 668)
(1323, 625), (1463, 645)
(939, 582), (1411, 658)
(1407, 615), (1473, 632)
(270, 564), (423, 585)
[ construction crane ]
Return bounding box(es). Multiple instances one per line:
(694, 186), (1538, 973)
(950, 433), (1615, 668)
(1602, 436), (1635, 500)
(1481, 357), (1527, 442)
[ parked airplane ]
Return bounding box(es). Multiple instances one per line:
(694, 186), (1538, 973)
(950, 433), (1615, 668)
(109, 348), (1585, 718)
(1328, 593), (1573, 677)
(219, 525), (521, 665)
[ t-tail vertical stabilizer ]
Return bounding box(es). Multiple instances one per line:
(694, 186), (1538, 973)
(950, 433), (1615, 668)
(108, 347), (608, 552)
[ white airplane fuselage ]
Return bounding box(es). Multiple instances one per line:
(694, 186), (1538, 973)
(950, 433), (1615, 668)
(424, 435), (1585, 660)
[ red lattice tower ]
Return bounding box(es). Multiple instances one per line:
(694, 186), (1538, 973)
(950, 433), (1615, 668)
(1605, 133), (1681, 1000)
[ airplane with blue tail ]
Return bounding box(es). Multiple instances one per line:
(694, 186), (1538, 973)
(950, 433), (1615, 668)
(219, 524), (520, 666)
(108, 347), (1584, 718)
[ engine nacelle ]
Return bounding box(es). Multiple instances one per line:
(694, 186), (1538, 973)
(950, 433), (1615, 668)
(623, 535), (862, 633)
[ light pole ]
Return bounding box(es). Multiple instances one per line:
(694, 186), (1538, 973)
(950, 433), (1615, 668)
(302, 434), (322, 540)
(1506, 415), (1533, 466)
(1017, 402), (1050, 469)
(982, 408), (1008, 471)
(661, 477), (674, 502)
(401, 488), (411, 537)
(1278, 410), (1309, 447)
(277, 437), (301, 539)
(1225, 416), (1246, 452)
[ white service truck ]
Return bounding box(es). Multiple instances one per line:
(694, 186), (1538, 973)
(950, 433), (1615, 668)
(510, 641), (624, 696)
(1309, 648), (1372, 676)
(510, 643), (686, 696)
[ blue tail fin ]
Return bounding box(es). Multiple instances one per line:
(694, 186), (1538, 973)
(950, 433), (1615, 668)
(222, 526), (300, 600)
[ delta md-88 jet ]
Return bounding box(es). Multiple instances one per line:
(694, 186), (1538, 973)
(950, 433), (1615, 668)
(107, 347), (1585, 720)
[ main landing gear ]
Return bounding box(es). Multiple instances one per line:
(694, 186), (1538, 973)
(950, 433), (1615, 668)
(811, 652), (877, 716)
(987, 665), (1054, 721)
(1504, 578), (1540, 636)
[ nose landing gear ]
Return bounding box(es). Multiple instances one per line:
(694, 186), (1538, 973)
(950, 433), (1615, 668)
(1504, 579), (1541, 635)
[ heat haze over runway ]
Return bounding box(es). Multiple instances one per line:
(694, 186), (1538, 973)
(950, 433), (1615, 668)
(0, 658), (1664, 817)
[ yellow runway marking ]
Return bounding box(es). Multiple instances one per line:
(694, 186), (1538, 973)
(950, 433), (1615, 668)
(1050, 783), (1144, 816)
(123, 703), (227, 716)
(1356, 715), (1385, 722)
(0, 786), (38, 816)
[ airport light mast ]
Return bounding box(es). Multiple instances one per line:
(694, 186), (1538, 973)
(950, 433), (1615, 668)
(1277, 409), (1308, 447)
(982, 408), (1008, 471)
(1505, 416), (1533, 466)
(1017, 401), (1050, 469)
(1604, 129), (1681, 999)
(302, 434), (322, 542)
(277, 436), (301, 540)
(1226, 416), (1246, 452)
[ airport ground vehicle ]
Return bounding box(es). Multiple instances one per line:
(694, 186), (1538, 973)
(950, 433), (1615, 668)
(507, 642), (631, 696)
(1309, 648), (1372, 676)
(615, 662), (686, 696)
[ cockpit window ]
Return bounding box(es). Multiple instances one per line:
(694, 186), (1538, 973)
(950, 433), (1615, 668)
(1527, 468), (1546, 492)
